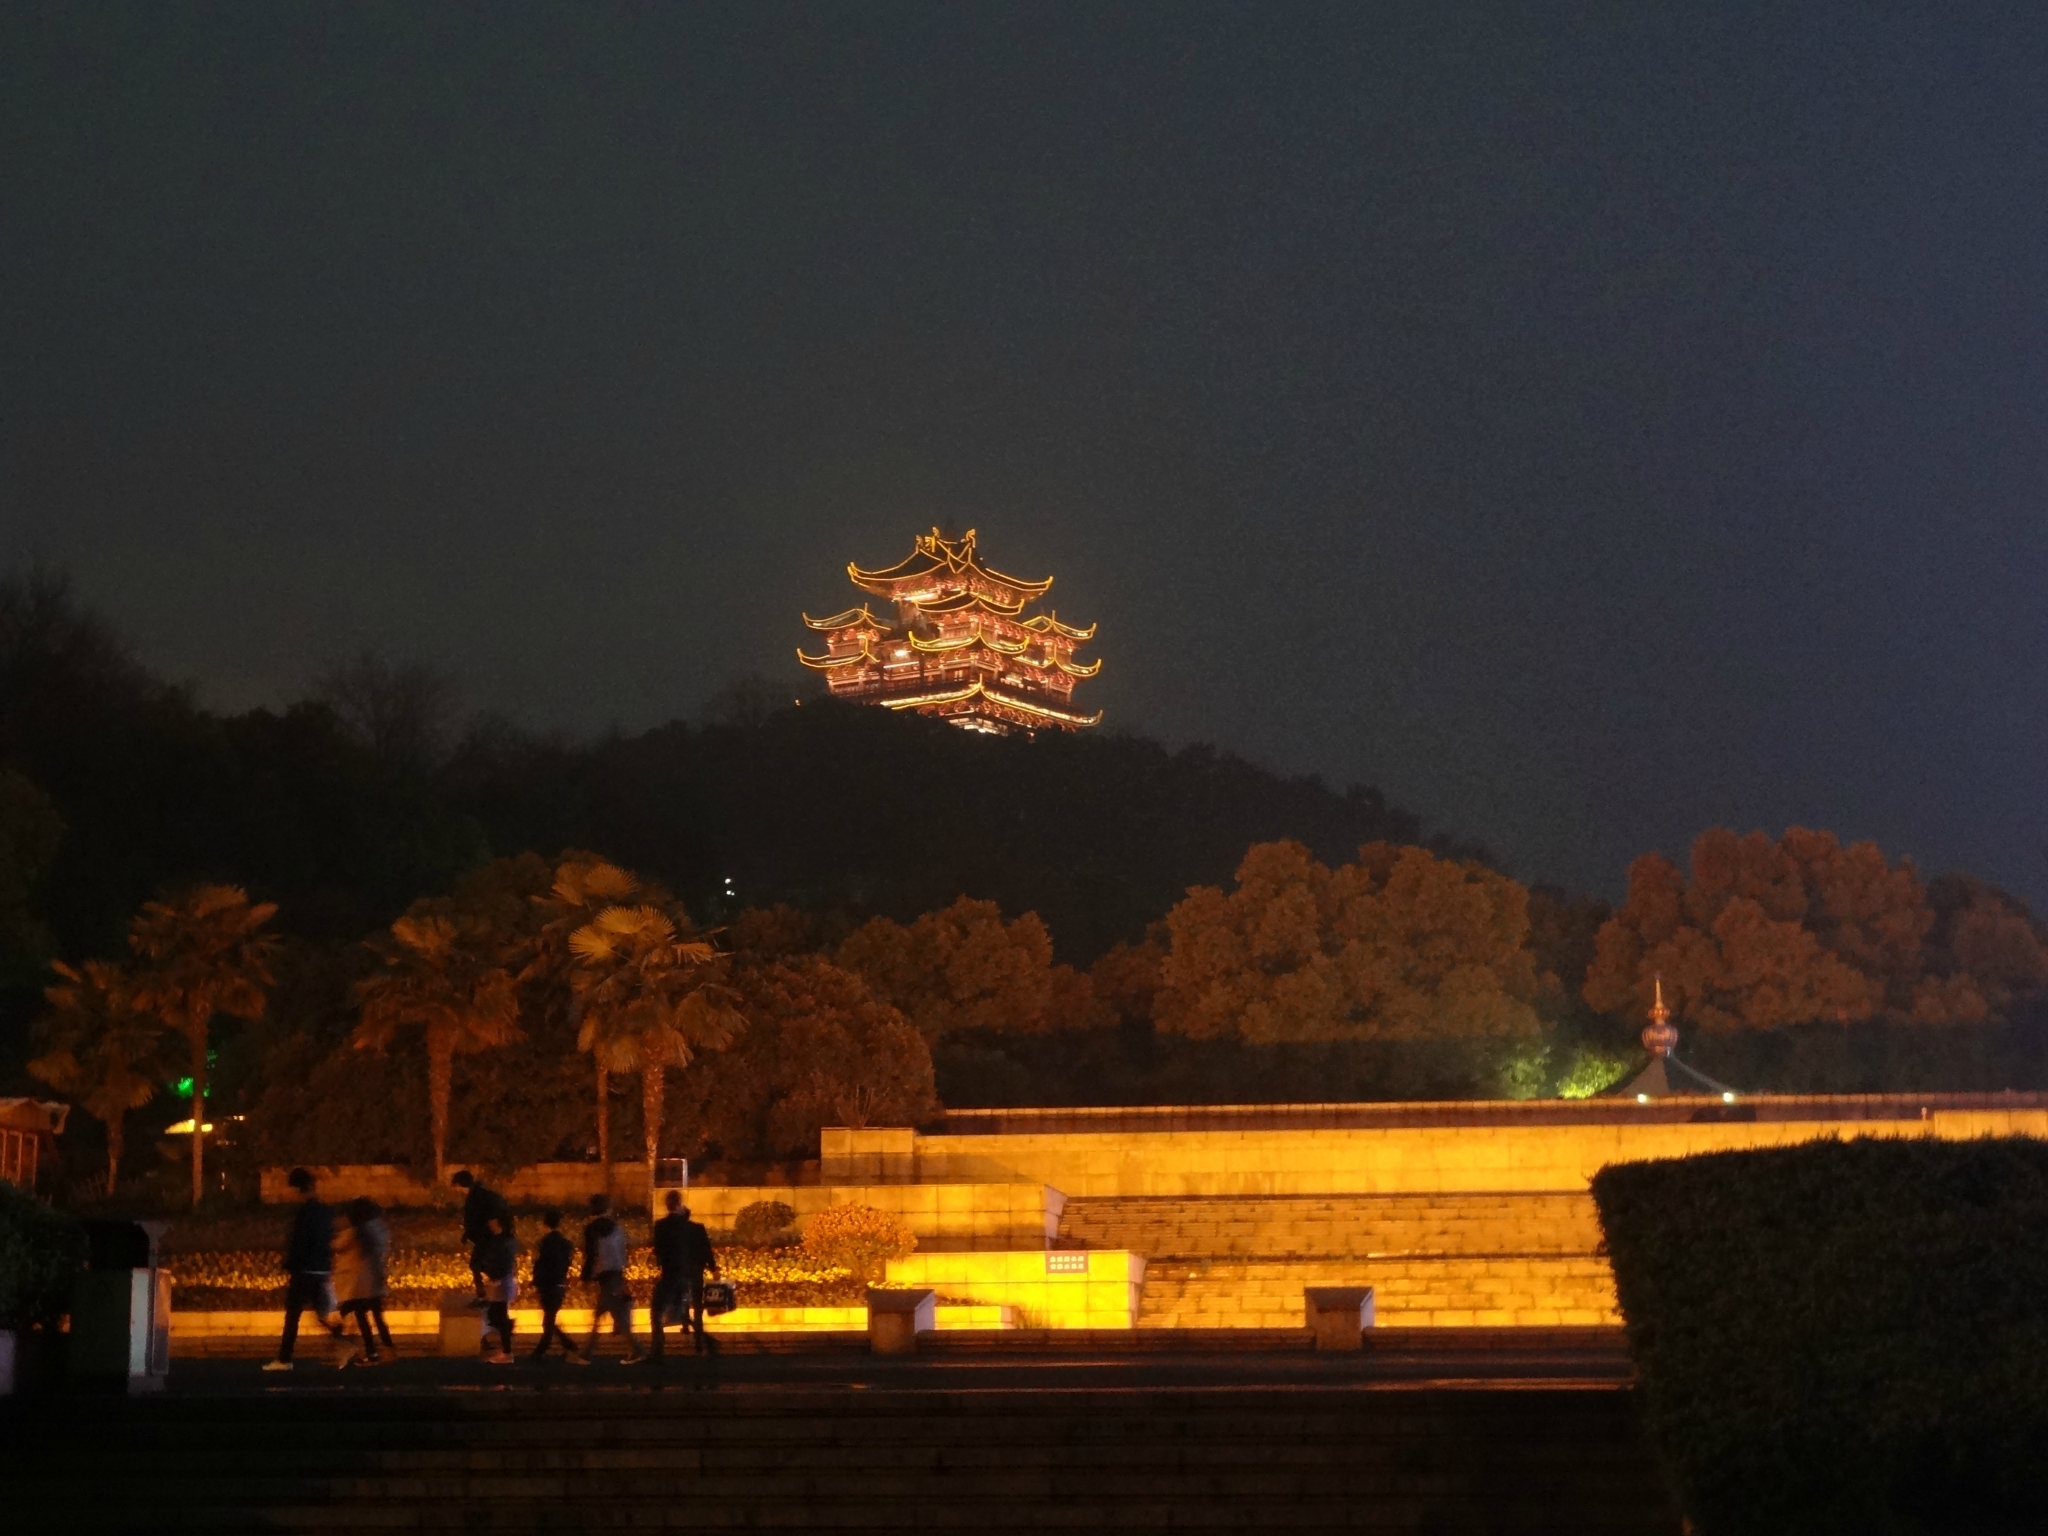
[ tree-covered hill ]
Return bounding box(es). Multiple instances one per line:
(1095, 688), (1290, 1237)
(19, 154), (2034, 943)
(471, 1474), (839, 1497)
(1, 569), (1449, 1080)
(442, 698), (1442, 965)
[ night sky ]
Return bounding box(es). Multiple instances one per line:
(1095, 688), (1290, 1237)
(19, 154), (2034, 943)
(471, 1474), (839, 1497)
(5, 4), (2046, 906)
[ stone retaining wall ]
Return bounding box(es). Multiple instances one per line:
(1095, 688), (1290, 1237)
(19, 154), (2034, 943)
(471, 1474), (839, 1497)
(826, 1108), (2048, 1196)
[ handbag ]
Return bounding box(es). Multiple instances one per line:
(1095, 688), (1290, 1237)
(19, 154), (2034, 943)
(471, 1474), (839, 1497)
(701, 1280), (737, 1317)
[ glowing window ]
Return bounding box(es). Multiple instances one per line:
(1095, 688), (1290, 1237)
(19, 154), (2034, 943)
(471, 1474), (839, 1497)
(1046, 1252), (1089, 1274)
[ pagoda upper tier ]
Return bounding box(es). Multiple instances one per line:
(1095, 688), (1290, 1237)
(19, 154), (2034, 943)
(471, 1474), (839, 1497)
(799, 528), (1102, 735)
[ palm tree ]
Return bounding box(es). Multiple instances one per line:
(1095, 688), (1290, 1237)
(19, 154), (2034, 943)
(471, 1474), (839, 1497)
(569, 905), (741, 1209)
(355, 906), (522, 1186)
(29, 960), (167, 1197)
(520, 855), (643, 1183)
(127, 885), (278, 1209)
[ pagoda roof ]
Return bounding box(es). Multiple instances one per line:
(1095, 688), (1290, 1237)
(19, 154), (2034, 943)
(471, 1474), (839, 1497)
(873, 678), (1104, 729)
(916, 589), (1028, 618)
(850, 528), (1054, 602)
(802, 606), (894, 632)
(905, 633), (1103, 679)
(795, 640), (883, 670)
(1021, 612), (1097, 641)
(1615, 1054), (1738, 1100)
(910, 630), (1028, 657)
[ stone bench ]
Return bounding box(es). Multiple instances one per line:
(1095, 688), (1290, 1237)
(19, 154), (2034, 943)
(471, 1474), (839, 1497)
(1303, 1285), (1376, 1350)
(867, 1288), (936, 1355)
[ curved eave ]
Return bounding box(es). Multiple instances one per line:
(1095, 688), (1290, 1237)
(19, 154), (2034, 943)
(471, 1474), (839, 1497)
(876, 678), (1100, 729)
(980, 684), (1103, 727)
(804, 606), (890, 631)
(1057, 657), (1103, 678)
(796, 645), (878, 670)
(972, 565), (1054, 599)
(916, 590), (1027, 618)
(1022, 614), (1098, 640)
(874, 681), (984, 710)
(850, 527), (1055, 602)
(909, 632), (1029, 658)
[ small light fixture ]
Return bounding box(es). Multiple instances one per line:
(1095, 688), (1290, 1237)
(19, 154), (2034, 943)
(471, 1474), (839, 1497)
(1636, 1093), (1650, 1104)
(1722, 1091), (1735, 1104)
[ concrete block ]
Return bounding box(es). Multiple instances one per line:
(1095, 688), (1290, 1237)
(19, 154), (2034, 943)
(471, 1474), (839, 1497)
(867, 1288), (936, 1354)
(1302, 1286), (1375, 1350)
(438, 1292), (483, 1357)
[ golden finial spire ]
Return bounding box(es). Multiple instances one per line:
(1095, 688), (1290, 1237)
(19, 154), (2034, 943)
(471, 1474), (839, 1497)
(1643, 974), (1679, 1058)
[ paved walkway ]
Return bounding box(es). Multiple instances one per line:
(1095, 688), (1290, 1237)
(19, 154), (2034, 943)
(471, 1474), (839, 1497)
(151, 1325), (1635, 1396)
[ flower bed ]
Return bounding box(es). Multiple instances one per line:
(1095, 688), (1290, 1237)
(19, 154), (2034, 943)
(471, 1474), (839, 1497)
(167, 1241), (856, 1312)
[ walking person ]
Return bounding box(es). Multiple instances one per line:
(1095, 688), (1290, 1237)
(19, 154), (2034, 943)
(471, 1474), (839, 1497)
(529, 1208), (580, 1361)
(264, 1167), (346, 1372)
(451, 1169), (510, 1300)
(650, 1191), (721, 1361)
(336, 1197), (396, 1366)
(575, 1193), (642, 1365)
(476, 1212), (519, 1365)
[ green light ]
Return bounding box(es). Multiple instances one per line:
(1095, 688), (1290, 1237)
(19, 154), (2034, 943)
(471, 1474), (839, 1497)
(175, 1076), (194, 1099)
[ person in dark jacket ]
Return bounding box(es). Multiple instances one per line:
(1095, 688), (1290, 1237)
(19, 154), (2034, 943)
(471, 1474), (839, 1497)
(530, 1208), (580, 1361)
(476, 1212), (519, 1365)
(265, 1167), (346, 1371)
(650, 1190), (721, 1360)
(575, 1193), (641, 1364)
(451, 1169), (511, 1298)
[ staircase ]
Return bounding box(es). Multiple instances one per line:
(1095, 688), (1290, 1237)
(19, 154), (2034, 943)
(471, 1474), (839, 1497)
(3, 1383), (1680, 1532)
(1056, 1194), (1620, 1327)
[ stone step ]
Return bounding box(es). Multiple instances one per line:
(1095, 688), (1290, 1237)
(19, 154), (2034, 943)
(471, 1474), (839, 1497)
(1137, 1257), (1619, 1328)
(25, 1506), (1672, 1533)
(4, 1389), (1677, 1534)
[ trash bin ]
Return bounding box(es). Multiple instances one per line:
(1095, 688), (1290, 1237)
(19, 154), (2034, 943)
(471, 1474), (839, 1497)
(70, 1220), (171, 1394)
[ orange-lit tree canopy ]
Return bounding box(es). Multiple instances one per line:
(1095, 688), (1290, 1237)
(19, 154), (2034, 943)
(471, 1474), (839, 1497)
(798, 528), (1102, 735)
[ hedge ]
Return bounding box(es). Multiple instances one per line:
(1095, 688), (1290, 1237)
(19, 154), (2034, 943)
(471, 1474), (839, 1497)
(0, 1182), (85, 1331)
(1592, 1136), (2048, 1535)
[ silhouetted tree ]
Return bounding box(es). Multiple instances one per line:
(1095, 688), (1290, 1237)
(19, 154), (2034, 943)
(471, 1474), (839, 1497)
(354, 906), (521, 1185)
(29, 959), (167, 1195)
(127, 885), (278, 1207)
(570, 904), (740, 1207)
(1156, 841), (1551, 1045)
(837, 897), (1096, 1038)
(1583, 829), (2048, 1032)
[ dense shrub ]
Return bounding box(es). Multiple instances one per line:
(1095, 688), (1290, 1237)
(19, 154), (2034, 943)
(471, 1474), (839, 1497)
(731, 1200), (797, 1248)
(798, 1204), (916, 1282)
(0, 1182), (85, 1330)
(1592, 1137), (2048, 1534)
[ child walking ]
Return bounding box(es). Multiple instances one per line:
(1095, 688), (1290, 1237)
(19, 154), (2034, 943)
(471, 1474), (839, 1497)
(336, 1197), (396, 1366)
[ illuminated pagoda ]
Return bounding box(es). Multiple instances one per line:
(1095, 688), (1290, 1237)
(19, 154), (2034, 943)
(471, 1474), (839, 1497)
(798, 528), (1101, 735)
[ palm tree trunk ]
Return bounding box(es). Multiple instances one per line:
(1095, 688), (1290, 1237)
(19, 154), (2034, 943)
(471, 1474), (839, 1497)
(642, 1065), (664, 1214)
(188, 1028), (207, 1210)
(429, 1040), (453, 1187)
(595, 1061), (611, 1195)
(106, 1113), (124, 1199)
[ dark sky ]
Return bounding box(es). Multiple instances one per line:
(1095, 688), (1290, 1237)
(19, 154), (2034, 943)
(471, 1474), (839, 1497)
(5, 3), (2046, 906)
